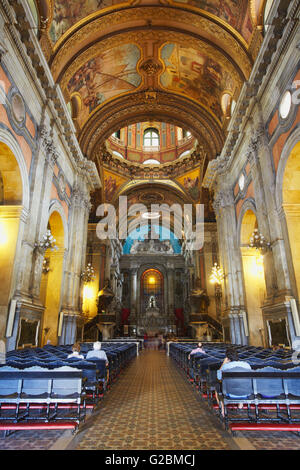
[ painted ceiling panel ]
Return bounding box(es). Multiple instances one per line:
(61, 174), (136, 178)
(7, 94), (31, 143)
(160, 43), (236, 122)
(67, 43), (142, 127)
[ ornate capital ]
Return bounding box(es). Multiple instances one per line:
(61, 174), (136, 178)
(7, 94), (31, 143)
(212, 189), (234, 214)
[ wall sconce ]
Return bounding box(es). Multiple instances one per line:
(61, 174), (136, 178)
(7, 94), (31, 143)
(209, 262), (224, 285)
(35, 230), (58, 253)
(81, 263), (96, 283)
(249, 228), (271, 252)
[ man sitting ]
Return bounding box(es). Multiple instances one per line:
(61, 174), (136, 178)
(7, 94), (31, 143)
(86, 341), (109, 366)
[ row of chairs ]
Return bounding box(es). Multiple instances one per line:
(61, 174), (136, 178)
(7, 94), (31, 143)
(0, 343), (137, 436)
(169, 342), (300, 436)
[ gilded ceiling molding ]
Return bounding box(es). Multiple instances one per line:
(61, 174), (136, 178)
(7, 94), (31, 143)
(78, 91), (224, 158)
(50, 8), (252, 83)
(249, 0), (266, 29)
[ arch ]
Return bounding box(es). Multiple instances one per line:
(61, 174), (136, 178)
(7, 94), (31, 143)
(239, 206), (266, 346)
(0, 129), (30, 211)
(0, 137), (28, 340)
(237, 198), (257, 247)
(40, 207), (67, 346)
(276, 136), (300, 299)
(275, 129), (300, 211)
(79, 93), (224, 159)
(48, 200), (69, 252)
(141, 268), (164, 313)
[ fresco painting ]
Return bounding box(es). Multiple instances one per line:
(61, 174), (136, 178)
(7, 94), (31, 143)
(173, 0), (253, 41)
(67, 44), (141, 127)
(104, 171), (128, 202)
(160, 43), (234, 121)
(176, 169), (200, 201)
(50, 0), (114, 43)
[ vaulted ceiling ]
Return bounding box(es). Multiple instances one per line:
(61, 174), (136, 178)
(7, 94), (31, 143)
(32, 0), (268, 210)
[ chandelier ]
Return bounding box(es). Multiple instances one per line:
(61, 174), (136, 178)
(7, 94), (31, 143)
(249, 228), (271, 252)
(81, 263), (96, 283)
(35, 230), (58, 252)
(209, 262), (224, 285)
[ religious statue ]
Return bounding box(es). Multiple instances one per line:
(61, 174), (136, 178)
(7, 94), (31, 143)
(149, 295), (156, 309)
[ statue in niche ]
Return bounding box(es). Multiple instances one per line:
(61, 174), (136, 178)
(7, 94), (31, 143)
(149, 295), (156, 309)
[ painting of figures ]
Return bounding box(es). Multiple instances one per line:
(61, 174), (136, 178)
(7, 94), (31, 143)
(50, 0), (113, 43)
(173, 0), (253, 42)
(160, 43), (235, 122)
(67, 44), (142, 127)
(176, 169), (200, 201)
(104, 171), (128, 202)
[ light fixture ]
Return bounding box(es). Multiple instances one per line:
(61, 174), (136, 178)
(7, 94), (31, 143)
(249, 228), (271, 252)
(35, 230), (58, 252)
(279, 90), (292, 119)
(81, 263), (96, 283)
(149, 276), (156, 284)
(83, 284), (94, 300)
(209, 262), (224, 285)
(142, 212), (161, 220)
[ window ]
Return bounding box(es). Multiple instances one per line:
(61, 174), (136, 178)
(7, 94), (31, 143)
(279, 91), (292, 119)
(143, 159), (160, 165)
(143, 128), (159, 148)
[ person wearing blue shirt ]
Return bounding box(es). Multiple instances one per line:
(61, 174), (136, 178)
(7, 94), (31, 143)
(216, 348), (251, 416)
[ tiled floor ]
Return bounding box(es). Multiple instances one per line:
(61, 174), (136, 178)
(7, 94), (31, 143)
(1, 350), (300, 450)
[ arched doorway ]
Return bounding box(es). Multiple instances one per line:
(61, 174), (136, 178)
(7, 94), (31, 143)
(40, 210), (65, 345)
(0, 141), (24, 340)
(240, 208), (267, 346)
(141, 269), (164, 314)
(282, 141), (300, 300)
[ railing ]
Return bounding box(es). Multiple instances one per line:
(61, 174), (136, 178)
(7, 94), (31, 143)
(143, 146), (160, 152)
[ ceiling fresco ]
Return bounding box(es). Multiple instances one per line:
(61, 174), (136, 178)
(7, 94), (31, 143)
(160, 43), (236, 122)
(31, 0), (267, 209)
(173, 0), (253, 42)
(50, 0), (113, 43)
(67, 43), (142, 127)
(49, 0), (254, 45)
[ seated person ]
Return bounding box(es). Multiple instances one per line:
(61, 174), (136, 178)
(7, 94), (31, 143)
(188, 342), (206, 360)
(216, 347), (252, 415)
(67, 342), (84, 360)
(86, 341), (109, 366)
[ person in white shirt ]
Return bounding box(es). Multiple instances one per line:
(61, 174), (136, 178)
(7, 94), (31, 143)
(86, 341), (109, 366)
(67, 342), (84, 359)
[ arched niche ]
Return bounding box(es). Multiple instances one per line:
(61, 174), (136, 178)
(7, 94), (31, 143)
(281, 141), (300, 299)
(0, 140), (25, 340)
(239, 206), (266, 346)
(40, 209), (66, 346)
